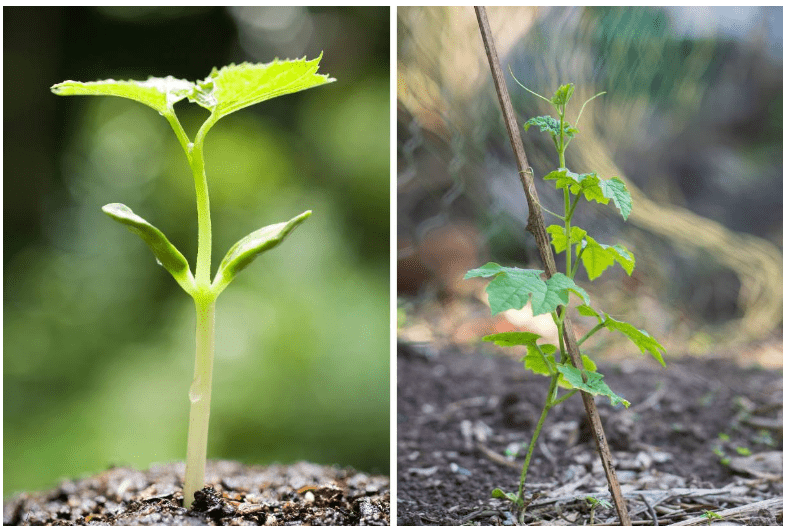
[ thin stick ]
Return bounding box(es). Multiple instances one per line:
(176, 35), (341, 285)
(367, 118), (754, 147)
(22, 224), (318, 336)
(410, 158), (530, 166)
(473, 6), (631, 525)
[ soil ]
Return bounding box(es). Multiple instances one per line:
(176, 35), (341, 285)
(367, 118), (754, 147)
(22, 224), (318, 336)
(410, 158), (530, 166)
(397, 341), (783, 526)
(3, 460), (389, 526)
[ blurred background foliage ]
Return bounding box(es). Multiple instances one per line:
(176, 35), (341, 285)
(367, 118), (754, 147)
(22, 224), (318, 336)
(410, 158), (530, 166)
(398, 7), (781, 363)
(4, 6), (389, 496)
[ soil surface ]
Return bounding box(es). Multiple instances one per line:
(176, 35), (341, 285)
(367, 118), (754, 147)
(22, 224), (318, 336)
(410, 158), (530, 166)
(4, 460), (389, 526)
(397, 341), (783, 525)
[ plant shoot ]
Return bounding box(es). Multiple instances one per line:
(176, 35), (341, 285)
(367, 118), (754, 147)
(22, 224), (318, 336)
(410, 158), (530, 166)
(52, 56), (334, 508)
(465, 74), (666, 519)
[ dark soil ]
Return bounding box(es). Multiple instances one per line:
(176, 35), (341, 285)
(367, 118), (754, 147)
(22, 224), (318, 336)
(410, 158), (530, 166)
(397, 341), (783, 525)
(4, 460), (389, 526)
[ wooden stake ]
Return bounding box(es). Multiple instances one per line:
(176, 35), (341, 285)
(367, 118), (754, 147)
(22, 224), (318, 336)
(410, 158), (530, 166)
(473, 6), (632, 525)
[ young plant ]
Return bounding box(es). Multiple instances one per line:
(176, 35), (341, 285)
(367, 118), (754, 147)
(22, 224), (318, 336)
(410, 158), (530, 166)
(465, 76), (666, 515)
(51, 56), (334, 508)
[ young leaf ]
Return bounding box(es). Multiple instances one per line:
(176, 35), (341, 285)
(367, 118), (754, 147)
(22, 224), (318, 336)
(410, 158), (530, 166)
(191, 56), (335, 119)
(580, 237), (617, 281)
(599, 177), (632, 220)
(522, 346), (597, 388)
(102, 203), (195, 293)
(551, 83), (575, 107)
(466, 264), (589, 316)
(213, 210), (312, 292)
(491, 488), (520, 504)
(523, 115), (560, 136)
(523, 343), (557, 376)
(523, 115), (577, 139)
(543, 169), (604, 201)
(576, 305), (666, 367)
(51, 76), (194, 115)
(483, 331), (542, 347)
(547, 224), (587, 254)
(555, 364), (630, 407)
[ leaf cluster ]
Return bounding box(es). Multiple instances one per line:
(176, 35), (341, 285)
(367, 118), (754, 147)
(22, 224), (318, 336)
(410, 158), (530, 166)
(52, 58), (334, 296)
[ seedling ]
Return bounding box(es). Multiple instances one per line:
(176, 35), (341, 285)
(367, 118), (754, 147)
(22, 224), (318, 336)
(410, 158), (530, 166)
(585, 496), (612, 525)
(465, 76), (666, 515)
(51, 57), (334, 508)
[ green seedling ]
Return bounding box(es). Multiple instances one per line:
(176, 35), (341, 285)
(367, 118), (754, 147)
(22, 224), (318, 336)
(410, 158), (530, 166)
(466, 74), (666, 515)
(585, 496), (612, 525)
(701, 509), (723, 524)
(51, 57), (334, 508)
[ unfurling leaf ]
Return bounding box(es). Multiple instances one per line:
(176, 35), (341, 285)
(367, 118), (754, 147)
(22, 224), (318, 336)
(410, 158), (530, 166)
(213, 210), (311, 292)
(102, 203), (195, 293)
(551, 83), (575, 107)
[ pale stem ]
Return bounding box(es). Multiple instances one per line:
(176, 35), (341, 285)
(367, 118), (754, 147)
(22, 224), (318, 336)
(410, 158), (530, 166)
(183, 298), (216, 508)
(190, 140), (212, 286)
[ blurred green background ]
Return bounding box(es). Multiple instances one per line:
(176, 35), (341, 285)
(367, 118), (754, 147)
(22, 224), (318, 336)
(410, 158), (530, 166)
(4, 6), (390, 496)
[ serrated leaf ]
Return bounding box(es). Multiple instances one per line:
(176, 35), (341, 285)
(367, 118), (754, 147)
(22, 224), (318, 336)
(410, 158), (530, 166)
(599, 177), (632, 220)
(523, 115), (577, 139)
(556, 364), (630, 407)
(580, 236), (635, 279)
(213, 210), (311, 291)
(522, 346), (597, 388)
(580, 237), (616, 280)
(466, 264), (589, 316)
(192, 56), (335, 119)
(575, 305), (666, 367)
(52, 76), (194, 115)
(483, 331), (542, 347)
(551, 83), (575, 106)
(543, 169), (605, 202)
(102, 203), (194, 293)
(523, 115), (560, 136)
(523, 343), (557, 376)
(547, 224), (586, 254)
(464, 262), (512, 279)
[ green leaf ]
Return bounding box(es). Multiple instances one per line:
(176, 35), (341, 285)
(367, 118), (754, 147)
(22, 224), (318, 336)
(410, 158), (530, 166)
(543, 169), (605, 201)
(599, 177), (632, 220)
(466, 264), (589, 316)
(579, 237), (636, 279)
(551, 83), (575, 107)
(523, 344), (557, 376)
(52, 76), (194, 115)
(547, 224), (586, 254)
(575, 305), (666, 367)
(580, 237), (616, 281)
(522, 347), (597, 388)
(556, 364), (630, 407)
(483, 331), (542, 347)
(523, 115), (577, 139)
(192, 56), (335, 119)
(464, 262), (514, 279)
(491, 488), (520, 504)
(213, 210), (312, 292)
(523, 115), (560, 136)
(102, 203), (194, 293)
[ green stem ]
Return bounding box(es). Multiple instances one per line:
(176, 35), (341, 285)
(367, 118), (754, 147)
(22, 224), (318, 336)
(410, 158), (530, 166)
(190, 139), (212, 287)
(577, 321), (606, 347)
(517, 374), (558, 502)
(183, 297), (216, 508)
(552, 389), (578, 407)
